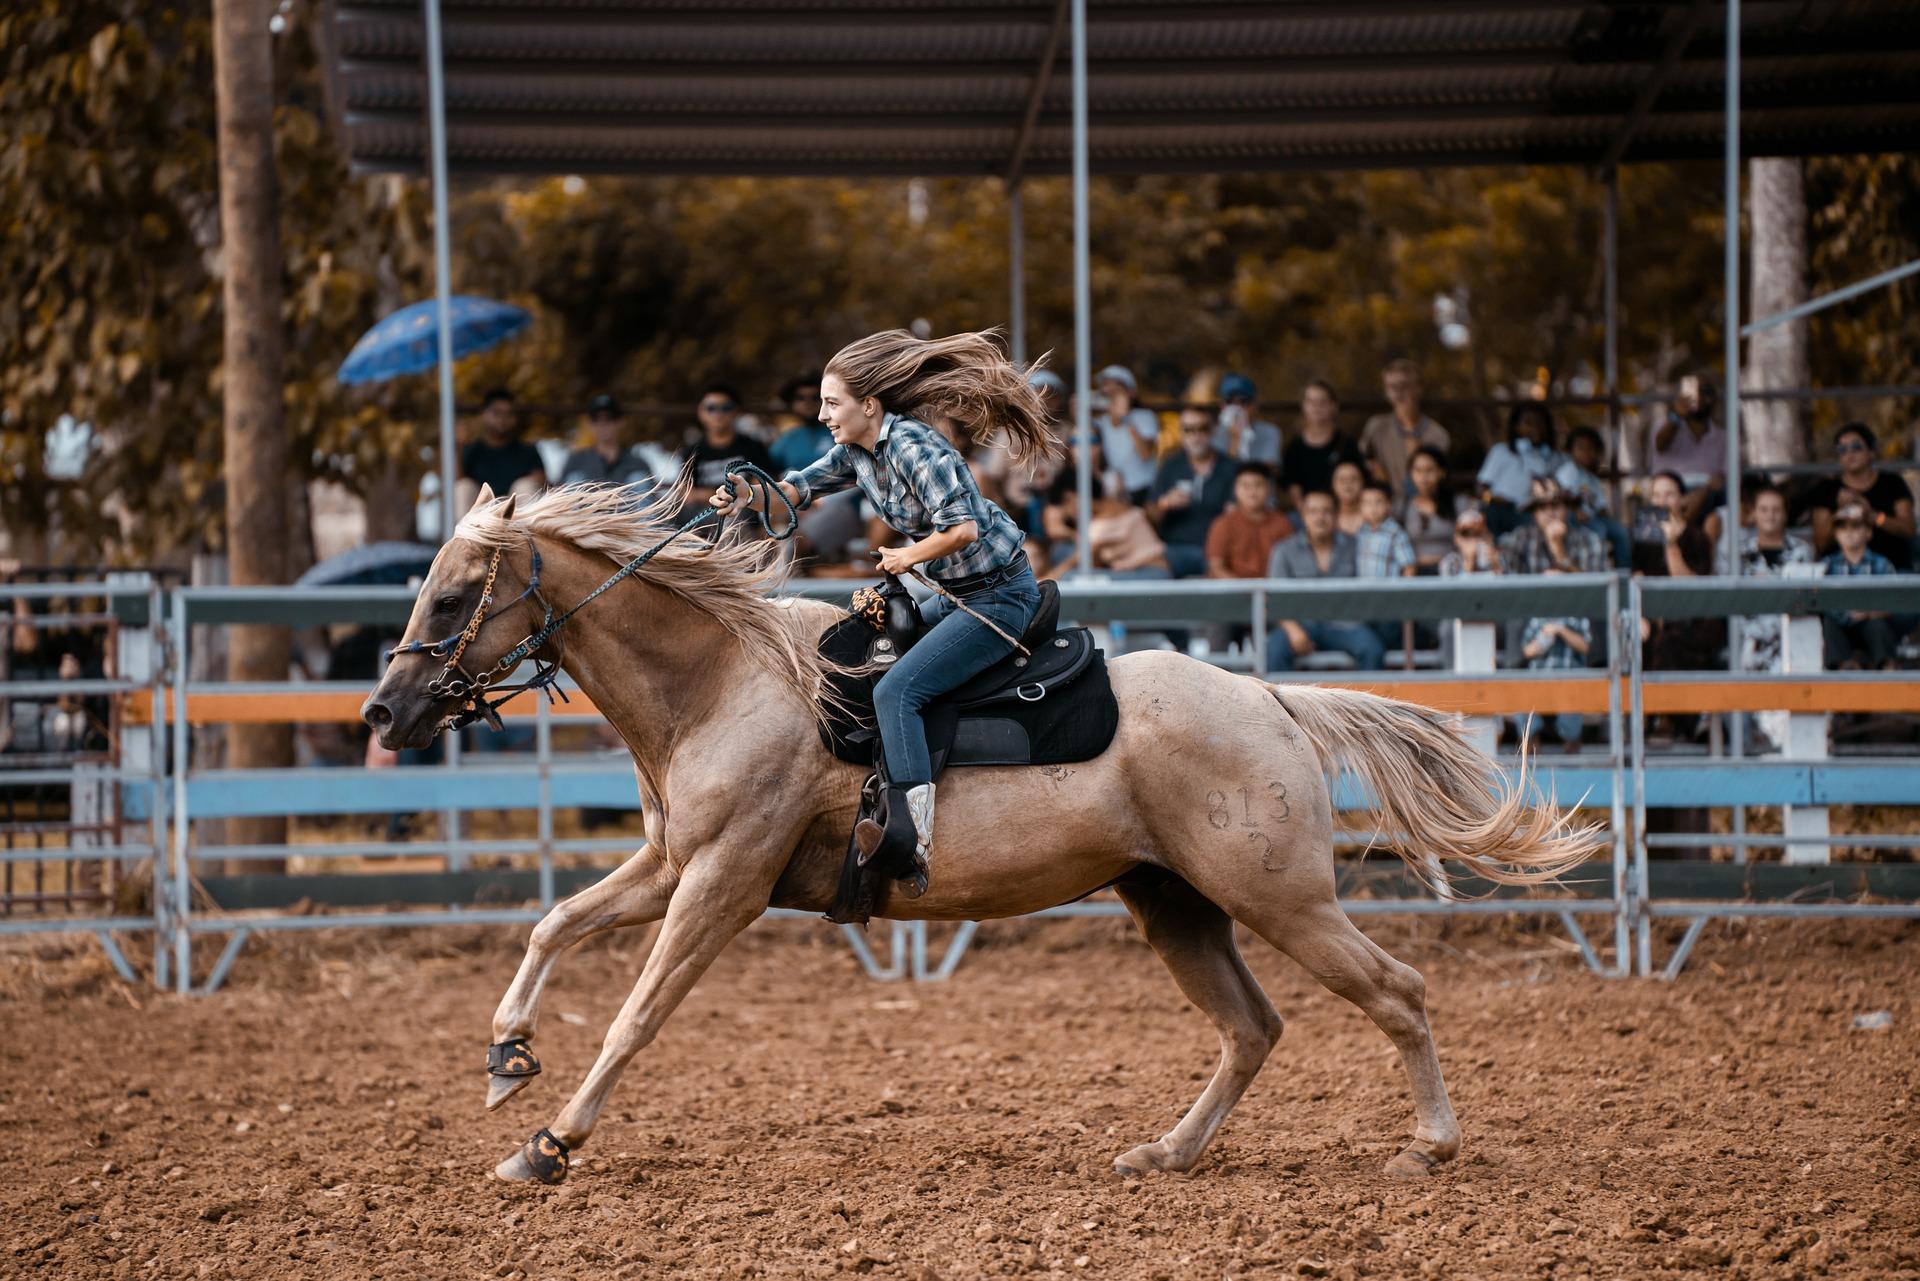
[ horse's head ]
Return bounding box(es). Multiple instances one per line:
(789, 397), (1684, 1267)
(361, 485), (543, 750)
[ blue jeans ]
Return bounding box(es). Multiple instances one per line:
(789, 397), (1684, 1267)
(1266, 621), (1385, 672)
(1511, 711), (1584, 746)
(1164, 543), (1208, 578)
(1579, 514), (1631, 572)
(873, 562), (1042, 786)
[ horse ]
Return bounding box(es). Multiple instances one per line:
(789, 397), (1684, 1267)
(361, 482), (1601, 1185)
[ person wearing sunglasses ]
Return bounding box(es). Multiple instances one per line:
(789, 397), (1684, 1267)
(677, 382), (775, 511)
(1807, 422), (1914, 571)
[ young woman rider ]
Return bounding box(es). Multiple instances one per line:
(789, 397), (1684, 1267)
(710, 329), (1063, 895)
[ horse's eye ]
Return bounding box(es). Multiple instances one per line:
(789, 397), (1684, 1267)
(435, 594), (461, 614)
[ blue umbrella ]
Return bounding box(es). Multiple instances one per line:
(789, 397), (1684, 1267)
(337, 297), (531, 386)
(297, 541), (439, 588)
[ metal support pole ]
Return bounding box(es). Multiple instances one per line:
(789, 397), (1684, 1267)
(1008, 185), (1027, 366)
(170, 592), (191, 994)
(1721, 0), (1742, 581)
(424, 0), (459, 544)
(1628, 578), (1650, 977)
(1606, 575), (1629, 975)
(1603, 168), (1622, 511)
(1722, 0), (1746, 862)
(1069, 0), (1093, 581)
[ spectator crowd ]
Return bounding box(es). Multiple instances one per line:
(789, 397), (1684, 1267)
(441, 361), (1920, 754)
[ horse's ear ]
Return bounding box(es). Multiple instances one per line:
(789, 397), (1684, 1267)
(498, 493), (518, 521)
(468, 483), (496, 514)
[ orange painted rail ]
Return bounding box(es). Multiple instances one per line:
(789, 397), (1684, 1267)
(121, 674), (1920, 727)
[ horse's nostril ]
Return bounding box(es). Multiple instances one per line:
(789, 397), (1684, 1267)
(364, 702), (393, 728)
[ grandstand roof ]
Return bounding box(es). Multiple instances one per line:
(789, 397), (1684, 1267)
(327, 1), (1920, 178)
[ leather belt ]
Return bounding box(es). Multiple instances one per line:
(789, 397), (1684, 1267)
(935, 560), (1022, 597)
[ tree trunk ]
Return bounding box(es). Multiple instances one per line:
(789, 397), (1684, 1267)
(214, 0), (291, 875)
(1745, 158), (1809, 467)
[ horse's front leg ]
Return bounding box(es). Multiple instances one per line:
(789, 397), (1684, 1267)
(493, 845), (775, 1183)
(485, 843), (677, 1110)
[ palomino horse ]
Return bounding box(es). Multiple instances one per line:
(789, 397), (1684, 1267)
(362, 483), (1600, 1185)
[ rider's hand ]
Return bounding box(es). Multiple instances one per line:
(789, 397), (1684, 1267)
(874, 544), (917, 576)
(709, 476), (749, 514)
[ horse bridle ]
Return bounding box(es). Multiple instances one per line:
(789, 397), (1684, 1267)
(384, 464), (796, 734)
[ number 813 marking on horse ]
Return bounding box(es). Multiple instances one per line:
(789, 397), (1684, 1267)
(1206, 783), (1290, 870)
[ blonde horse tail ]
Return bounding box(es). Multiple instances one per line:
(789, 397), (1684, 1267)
(1263, 682), (1604, 896)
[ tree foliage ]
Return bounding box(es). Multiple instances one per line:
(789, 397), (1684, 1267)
(4, 1), (1912, 566)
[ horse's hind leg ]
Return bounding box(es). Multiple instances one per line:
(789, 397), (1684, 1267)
(486, 844), (676, 1110)
(1111, 872), (1285, 1177)
(1261, 900), (1460, 1177)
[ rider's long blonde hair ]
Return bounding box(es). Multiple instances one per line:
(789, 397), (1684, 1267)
(825, 328), (1065, 465)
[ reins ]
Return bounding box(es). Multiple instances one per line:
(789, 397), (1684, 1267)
(387, 465), (797, 733)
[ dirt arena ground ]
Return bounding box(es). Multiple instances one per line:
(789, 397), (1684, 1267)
(3, 914), (1917, 1279)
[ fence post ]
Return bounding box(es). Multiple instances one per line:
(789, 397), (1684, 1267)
(1450, 619), (1497, 756)
(1780, 613), (1829, 864)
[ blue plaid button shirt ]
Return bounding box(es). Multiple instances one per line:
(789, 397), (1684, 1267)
(1355, 517), (1415, 579)
(1819, 548), (1895, 624)
(785, 413), (1026, 583)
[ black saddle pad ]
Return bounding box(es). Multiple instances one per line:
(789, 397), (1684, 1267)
(816, 617), (1119, 772)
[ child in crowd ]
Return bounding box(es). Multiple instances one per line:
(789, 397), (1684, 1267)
(1820, 502), (1900, 670)
(1512, 615), (1591, 751)
(1555, 426), (1631, 570)
(1356, 479), (1416, 657)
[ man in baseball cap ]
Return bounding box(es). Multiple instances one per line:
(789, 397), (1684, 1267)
(560, 393), (657, 493)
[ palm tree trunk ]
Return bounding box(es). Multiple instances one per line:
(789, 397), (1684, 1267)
(1746, 158), (1809, 467)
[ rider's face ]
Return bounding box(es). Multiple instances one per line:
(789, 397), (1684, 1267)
(819, 373), (880, 445)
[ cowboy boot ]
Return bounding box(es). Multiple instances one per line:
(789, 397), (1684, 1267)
(900, 783), (935, 899)
(855, 784), (919, 877)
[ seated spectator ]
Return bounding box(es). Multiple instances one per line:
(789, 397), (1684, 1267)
(679, 382), (775, 507)
(1331, 459), (1366, 538)
(1051, 493), (1170, 579)
(1498, 477), (1608, 582)
(1358, 478), (1418, 659)
(1356, 481), (1416, 581)
(1556, 426), (1631, 571)
(768, 373), (833, 473)
(1397, 445), (1457, 572)
(560, 394), (657, 493)
(1283, 379), (1361, 510)
(1629, 471), (1698, 577)
(1042, 440), (1126, 565)
(1820, 502), (1899, 670)
(1147, 406), (1235, 577)
(458, 388), (546, 510)
(1092, 364), (1162, 504)
(1478, 403), (1563, 537)
(1265, 489), (1384, 672)
(1361, 358), (1449, 496)
(1720, 483), (1815, 751)
(1806, 422), (1914, 570)
(1439, 503), (1502, 577)
(1649, 373), (1727, 486)
(1512, 615), (1591, 752)
(1214, 373), (1282, 465)
(1205, 464), (1293, 579)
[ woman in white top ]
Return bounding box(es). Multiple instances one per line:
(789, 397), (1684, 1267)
(1091, 364), (1161, 503)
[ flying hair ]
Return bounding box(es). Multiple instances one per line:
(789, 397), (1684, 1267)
(825, 328), (1066, 465)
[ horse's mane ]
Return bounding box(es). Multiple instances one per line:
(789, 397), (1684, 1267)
(455, 480), (840, 710)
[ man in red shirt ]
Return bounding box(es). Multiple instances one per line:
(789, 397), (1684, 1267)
(1206, 463), (1294, 578)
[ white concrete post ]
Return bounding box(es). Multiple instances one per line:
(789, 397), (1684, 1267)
(1452, 619), (1498, 757)
(1780, 613), (1829, 864)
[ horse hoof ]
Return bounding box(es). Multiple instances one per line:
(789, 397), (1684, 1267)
(494, 1128), (570, 1184)
(1112, 1143), (1170, 1178)
(493, 1150), (544, 1182)
(486, 1073), (531, 1112)
(1386, 1146), (1446, 1179)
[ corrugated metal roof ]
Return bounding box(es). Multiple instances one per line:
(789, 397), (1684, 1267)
(327, 1), (1920, 177)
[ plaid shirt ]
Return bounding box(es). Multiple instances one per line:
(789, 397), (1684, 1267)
(1498, 521), (1609, 574)
(785, 413), (1025, 582)
(1355, 517), (1415, 579)
(1521, 616), (1590, 670)
(1820, 548), (1895, 624)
